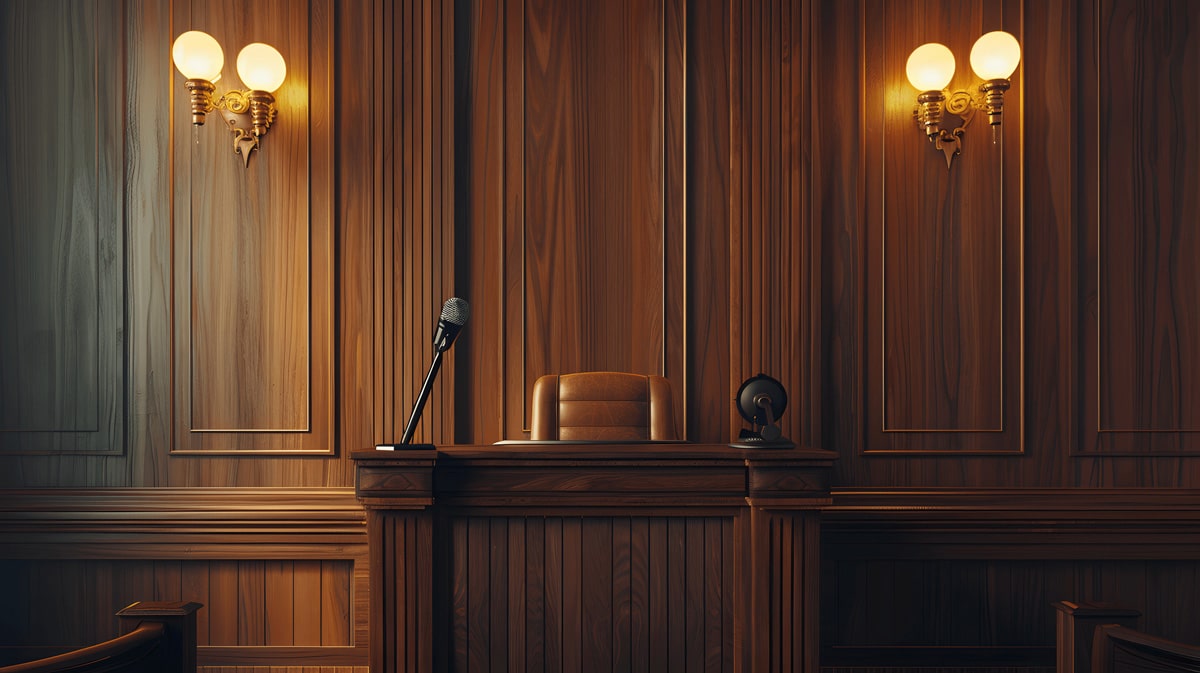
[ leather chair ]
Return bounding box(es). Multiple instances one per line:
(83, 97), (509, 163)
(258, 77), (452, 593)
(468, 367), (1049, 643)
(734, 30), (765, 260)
(529, 372), (679, 441)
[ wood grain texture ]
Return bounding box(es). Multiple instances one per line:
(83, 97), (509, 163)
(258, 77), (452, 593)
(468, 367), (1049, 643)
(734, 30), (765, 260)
(684, 0), (733, 444)
(1082, 0), (1200, 455)
(0, 0), (125, 454)
(516, 0), (673, 435)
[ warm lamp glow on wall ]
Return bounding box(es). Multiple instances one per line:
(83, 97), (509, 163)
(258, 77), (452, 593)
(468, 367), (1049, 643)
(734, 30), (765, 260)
(906, 30), (1021, 168)
(172, 31), (287, 166)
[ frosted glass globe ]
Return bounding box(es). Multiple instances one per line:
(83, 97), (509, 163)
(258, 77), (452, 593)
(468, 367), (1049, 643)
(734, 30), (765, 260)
(172, 31), (224, 81)
(237, 43), (287, 93)
(970, 31), (1021, 80)
(906, 43), (956, 91)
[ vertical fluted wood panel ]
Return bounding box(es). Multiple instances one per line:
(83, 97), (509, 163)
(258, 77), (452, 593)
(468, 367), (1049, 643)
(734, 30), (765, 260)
(747, 510), (819, 673)
(373, 512), (433, 673)
(1081, 0), (1200, 456)
(728, 0), (818, 447)
(378, 0), (457, 447)
(447, 515), (734, 671)
(0, 0), (125, 455)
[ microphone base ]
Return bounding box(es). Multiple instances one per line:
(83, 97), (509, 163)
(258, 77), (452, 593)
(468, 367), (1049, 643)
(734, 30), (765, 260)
(374, 443), (437, 451)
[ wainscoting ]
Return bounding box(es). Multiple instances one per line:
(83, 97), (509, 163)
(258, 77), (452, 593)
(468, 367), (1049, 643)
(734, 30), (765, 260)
(821, 489), (1200, 673)
(0, 488), (368, 673)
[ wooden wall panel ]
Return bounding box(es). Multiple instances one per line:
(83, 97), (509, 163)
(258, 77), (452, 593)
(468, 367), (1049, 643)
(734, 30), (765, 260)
(861, 0), (1023, 453)
(1081, 0), (1200, 456)
(170, 0), (335, 454)
(447, 515), (737, 672)
(0, 0), (125, 455)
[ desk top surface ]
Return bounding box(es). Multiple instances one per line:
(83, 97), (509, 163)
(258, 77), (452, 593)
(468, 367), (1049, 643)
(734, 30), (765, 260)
(352, 442), (836, 463)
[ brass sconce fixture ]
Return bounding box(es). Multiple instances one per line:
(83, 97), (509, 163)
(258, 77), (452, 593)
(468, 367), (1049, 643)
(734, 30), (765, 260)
(906, 31), (1021, 168)
(171, 31), (287, 166)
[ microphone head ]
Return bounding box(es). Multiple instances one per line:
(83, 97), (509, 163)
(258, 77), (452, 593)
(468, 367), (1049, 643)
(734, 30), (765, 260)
(440, 297), (470, 326)
(433, 297), (470, 352)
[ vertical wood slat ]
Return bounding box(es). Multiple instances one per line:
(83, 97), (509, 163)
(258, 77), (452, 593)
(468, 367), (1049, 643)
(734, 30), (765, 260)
(727, 0), (815, 448)
(292, 561), (323, 645)
(444, 516), (739, 670)
(264, 561), (294, 646)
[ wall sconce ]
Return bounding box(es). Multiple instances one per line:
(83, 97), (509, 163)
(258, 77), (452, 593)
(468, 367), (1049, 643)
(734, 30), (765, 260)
(907, 31), (1020, 168)
(171, 31), (287, 166)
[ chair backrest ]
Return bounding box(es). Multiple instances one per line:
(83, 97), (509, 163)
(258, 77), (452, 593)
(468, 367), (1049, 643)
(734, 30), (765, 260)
(530, 372), (679, 441)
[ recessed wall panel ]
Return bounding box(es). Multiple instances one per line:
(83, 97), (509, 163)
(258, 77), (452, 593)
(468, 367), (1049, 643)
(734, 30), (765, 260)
(171, 0), (334, 453)
(0, 0), (125, 454)
(863, 0), (1023, 453)
(1083, 0), (1200, 454)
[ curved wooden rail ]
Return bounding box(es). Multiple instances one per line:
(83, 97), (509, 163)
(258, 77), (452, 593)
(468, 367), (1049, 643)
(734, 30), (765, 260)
(0, 601), (200, 673)
(0, 623), (165, 673)
(1094, 624), (1200, 673)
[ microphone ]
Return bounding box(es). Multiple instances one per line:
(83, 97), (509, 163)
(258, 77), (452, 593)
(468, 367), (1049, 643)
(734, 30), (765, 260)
(399, 297), (470, 446)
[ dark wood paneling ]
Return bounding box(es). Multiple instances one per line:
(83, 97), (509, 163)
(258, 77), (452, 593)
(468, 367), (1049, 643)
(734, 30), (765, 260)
(0, 0), (125, 455)
(170, 0), (335, 454)
(1082, 0), (1200, 456)
(822, 490), (1200, 671)
(685, 0), (733, 444)
(445, 515), (736, 672)
(0, 489), (367, 668)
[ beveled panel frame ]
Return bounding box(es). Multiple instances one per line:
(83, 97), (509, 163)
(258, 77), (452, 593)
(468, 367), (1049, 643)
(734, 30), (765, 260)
(862, 0), (1025, 454)
(170, 0), (336, 454)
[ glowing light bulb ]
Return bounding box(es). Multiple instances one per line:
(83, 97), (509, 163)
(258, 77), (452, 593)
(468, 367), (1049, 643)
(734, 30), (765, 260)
(237, 43), (287, 93)
(970, 31), (1021, 80)
(171, 31), (224, 82)
(906, 43), (956, 92)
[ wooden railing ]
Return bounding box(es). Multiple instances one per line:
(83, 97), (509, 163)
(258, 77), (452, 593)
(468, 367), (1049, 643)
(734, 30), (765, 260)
(0, 602), (200, 673)
(1056, 601), (1200, 673)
